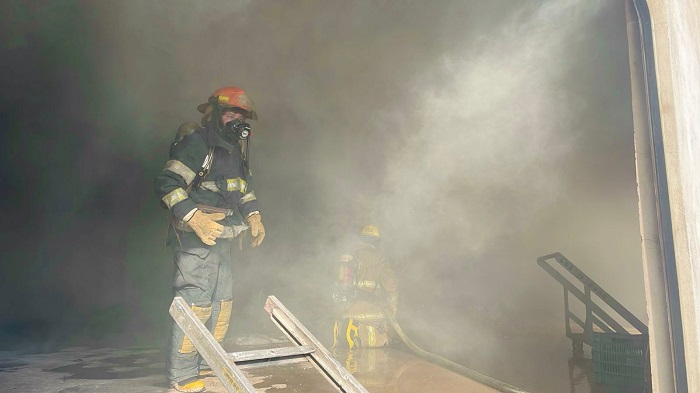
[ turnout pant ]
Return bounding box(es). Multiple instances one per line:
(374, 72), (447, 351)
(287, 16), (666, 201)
(166, 233), (234, 385)
(333, 300), (391, 349)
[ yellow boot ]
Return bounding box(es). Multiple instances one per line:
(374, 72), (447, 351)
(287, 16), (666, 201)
(172, 379), (206, 392)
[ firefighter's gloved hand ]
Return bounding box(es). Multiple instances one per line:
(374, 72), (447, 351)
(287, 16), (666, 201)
(187, 210), (225, 246)
(247, 213), (265, 247)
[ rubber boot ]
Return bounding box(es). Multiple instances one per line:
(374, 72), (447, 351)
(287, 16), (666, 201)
(172, 378), (206, 392)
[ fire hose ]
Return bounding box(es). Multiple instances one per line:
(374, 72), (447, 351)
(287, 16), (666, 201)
(383, 307), (530, 393)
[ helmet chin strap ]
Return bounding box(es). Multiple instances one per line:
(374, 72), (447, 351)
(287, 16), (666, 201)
(210, 96), (225, 132)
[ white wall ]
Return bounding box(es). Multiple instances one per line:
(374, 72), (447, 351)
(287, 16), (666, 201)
(644, 0), (700, 390)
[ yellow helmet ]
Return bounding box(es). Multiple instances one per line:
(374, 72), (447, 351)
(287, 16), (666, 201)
(360, 224), (380, 238)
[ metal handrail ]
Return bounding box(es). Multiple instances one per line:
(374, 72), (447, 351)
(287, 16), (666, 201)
(537, 252), (648, 351)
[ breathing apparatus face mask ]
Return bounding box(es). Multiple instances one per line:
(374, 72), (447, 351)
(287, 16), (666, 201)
(222, 119), (251, 142)
(210, 101), (252, 144)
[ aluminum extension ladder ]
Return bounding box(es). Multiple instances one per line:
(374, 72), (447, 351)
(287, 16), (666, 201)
(169, 295), (368, 393)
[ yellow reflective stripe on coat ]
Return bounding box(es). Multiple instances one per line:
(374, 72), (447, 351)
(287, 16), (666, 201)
(343, 312), (386, 322)
(163, 160), (196, 185)
(179, 304), (212, 353)
(200, 178), (248, 193)
(212, 300), (232, 342)
(162, 188), (189, 209)
(240, 191), (257, 204)
(223, 178), (248, 192)
(356, 280), (378, 289)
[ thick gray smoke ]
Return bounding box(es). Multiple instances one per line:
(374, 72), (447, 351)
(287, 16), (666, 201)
(1, 0), (645, 389)
(92, 0), (643, 344)
(365, 0), (641, 369)
(381, 0), (602, 257)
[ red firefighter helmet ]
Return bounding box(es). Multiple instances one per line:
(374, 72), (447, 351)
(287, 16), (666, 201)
(197, 86), (258, 120)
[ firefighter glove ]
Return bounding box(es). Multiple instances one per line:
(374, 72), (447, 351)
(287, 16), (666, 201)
(247, 213), (265, 247)
(187, 210), (225, 246)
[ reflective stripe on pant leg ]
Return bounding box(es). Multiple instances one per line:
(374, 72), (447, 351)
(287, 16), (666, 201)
(168, 242), (218, 384)
(179, 304), (212, 353)
(357, 323), (389, 348)
(211, 239), (233, 343)
(212, 300), (232, 342)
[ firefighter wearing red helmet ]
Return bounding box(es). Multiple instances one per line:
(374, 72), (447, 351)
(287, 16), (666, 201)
(155, 86), (265, 392)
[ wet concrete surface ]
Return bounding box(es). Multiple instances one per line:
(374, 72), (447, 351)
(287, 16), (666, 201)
(0, 334), (644, 393)
(0, 347), (171, 393)
(442, 332), (643, 393)
(0, 345), (499, 393)
(330, 347), (500, 393)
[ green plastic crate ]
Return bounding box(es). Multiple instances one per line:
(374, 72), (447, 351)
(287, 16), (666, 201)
(592, 332), (647, 389)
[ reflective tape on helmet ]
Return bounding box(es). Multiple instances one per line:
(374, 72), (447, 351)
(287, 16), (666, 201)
(240, 191), (257, 204)
(163, 160), (196, 185)
(200, 178), (248, 193)
(162, 188), (189, 209)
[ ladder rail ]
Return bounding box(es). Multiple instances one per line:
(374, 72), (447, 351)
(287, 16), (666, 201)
(265, 295), (370, 393)
(169, 297), (257, 393)
(170, 295), (369, 393)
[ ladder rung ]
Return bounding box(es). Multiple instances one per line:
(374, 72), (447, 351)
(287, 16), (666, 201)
(228, 345), (315, 362)
(236, 356), (309, 370)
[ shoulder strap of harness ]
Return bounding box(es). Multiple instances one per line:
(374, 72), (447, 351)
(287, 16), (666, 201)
(187, 128), (214, 192)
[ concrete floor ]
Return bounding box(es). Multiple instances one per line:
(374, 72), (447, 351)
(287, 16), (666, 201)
(0, 344), (501, 393)
(0, 334), (640, 393)
(0, 307), (642, 393)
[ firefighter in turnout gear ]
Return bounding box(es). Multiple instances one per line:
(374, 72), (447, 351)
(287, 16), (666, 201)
(333, 225), (399, 348)
(155, 86), (265, 392)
